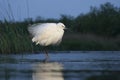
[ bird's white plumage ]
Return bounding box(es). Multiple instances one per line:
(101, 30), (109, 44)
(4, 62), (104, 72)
(28, 22), (65, 46)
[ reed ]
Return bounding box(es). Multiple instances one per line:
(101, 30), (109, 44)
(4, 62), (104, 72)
(0, 23), (120, 54)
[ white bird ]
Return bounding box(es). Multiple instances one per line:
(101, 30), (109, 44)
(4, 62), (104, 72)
(28, 22), (66, 60)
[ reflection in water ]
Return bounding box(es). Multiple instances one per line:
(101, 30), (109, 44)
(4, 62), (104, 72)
(32, 62), (64, 80)
(0, 52), (120, 80)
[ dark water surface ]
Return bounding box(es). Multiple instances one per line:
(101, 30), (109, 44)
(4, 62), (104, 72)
(0, 51), (120, 80)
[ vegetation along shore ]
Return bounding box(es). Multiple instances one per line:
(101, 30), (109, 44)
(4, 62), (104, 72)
(0, 2), (120, 54)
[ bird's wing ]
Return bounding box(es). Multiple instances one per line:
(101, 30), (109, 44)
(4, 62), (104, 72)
(28, 23), (56, 36)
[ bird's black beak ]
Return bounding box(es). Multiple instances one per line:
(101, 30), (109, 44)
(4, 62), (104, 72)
(64, 27), (68, 30)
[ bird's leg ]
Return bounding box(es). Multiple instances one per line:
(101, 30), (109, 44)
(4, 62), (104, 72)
(44, 47), (49, 62)
(44, 48), (49, 59)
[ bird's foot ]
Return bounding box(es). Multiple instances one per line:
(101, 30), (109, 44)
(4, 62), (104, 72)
(43, 57), (49, 63)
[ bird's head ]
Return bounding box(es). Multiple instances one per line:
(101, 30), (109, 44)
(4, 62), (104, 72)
(57, 22), (66, 30)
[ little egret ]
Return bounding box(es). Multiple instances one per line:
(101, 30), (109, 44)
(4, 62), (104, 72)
(28, 22), (66, 60)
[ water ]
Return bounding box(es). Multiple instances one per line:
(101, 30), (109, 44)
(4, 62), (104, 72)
(0, 51), (120, 80)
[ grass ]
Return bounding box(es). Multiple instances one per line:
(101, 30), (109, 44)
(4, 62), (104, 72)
(0, 22), (33, 53)
(60, 33), (120, 51)
(0, 22), (120, 54)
